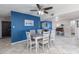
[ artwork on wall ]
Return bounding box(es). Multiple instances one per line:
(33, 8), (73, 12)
(24, 19), (34, 26)
(41, 21), (52, 29)
(42, 22), (48, 29)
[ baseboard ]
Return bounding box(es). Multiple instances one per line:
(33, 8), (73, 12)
(11, 40), (27, 45)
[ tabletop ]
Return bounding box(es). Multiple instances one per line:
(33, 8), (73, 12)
(31, 34), (43, 39)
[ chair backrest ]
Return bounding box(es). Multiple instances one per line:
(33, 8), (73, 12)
(30, 30), (36, 35)
(37, 29), (42, 35)
(43, 31), (50, 40)
(50, 30), (55, 40)
(26, 32), (31, 40)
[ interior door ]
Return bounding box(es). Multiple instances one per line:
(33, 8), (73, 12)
(2, 21), (11, 37)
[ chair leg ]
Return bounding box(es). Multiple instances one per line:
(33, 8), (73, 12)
(30, 44), (32, 53)
(26, 41), (29, 51)
(26, 42), (28, 50)
(27, 41), (30, 52)
(29, 40), (32, 53)
(48, 43), (49, 49)
(43, 44), (44, 52)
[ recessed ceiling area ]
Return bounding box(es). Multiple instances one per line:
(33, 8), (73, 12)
(0, 4), (79, 20)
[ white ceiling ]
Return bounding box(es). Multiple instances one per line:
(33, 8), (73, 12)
(0, 4), (79, 20)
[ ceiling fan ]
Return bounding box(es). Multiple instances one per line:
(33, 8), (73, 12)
(30, 4), (54, 15)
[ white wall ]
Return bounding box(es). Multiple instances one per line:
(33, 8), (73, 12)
(0, 20), (2, 38)
(0, 18), (4, 38)
(75, 19), (79, 39)
(64, 20), (71, 37)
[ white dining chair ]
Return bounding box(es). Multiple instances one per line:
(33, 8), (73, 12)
(39, 31), (50, 50)
(26, 32), (36, 52)
(49, 30), (55, 46)
(30, 30), (36, 35)
(50, 30), (55, 40)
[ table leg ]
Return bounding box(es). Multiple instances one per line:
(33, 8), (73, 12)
(36, 38), (38, 53)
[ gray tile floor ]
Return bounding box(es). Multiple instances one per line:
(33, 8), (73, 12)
(0, 36), (79, 54)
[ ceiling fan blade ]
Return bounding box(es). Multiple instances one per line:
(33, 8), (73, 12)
(36, 4), (41, 10)
(30, 10), (38, 11)
(44, 11), (48, 14)
(43, 7), (53, 10)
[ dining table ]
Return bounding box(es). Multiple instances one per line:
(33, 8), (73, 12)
(31, 34), (43, 53)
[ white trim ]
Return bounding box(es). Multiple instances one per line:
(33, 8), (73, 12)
(11, 40), (27, 45)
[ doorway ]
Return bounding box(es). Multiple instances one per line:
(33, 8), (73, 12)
(70, 20), (76, 36)
(2, 21), (11, 37)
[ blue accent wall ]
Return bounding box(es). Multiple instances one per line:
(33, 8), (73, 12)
(11, 11), (40, 43)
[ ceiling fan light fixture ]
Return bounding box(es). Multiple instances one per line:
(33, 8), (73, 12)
(55, 16), (59, 19)
(38, 10), (44, 15)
